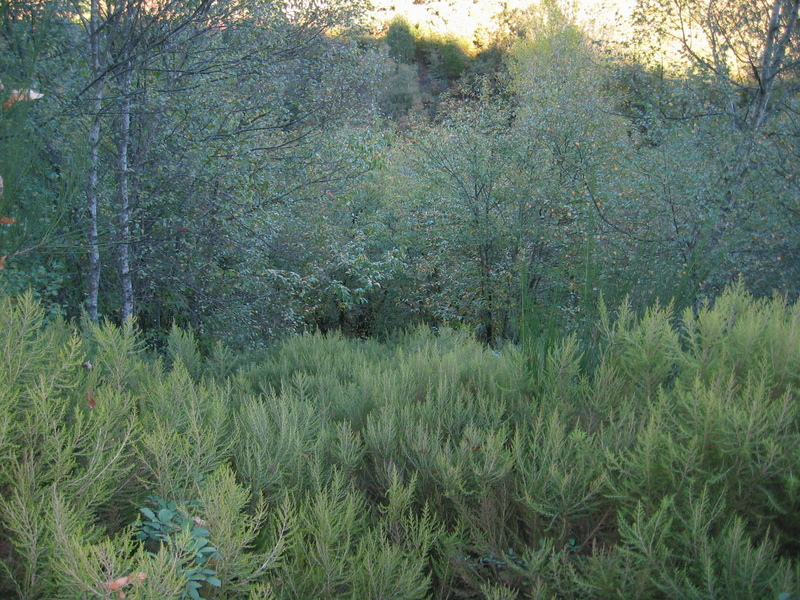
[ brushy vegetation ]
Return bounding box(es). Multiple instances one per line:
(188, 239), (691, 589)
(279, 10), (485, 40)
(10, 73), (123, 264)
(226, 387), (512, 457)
(1, 282), (799, 599)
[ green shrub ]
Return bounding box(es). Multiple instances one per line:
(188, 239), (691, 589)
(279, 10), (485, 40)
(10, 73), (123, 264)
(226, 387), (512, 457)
(137, 496), (221, 600)
(1, 285), (799, 600)
(137, 362), (233, 500)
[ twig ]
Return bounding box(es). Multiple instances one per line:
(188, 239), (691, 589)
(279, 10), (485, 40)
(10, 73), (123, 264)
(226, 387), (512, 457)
(578, 506), (613, 554)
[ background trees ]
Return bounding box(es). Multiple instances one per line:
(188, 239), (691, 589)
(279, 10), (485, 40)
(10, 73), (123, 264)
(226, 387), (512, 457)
(630, 0), (800, 294)
(2, 0), (799, 348)
(2, 0), (387, 345)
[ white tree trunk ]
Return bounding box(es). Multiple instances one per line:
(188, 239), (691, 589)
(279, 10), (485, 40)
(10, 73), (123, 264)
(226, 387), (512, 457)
(117, 64), (135, 322)
(86, 0), (103, 323)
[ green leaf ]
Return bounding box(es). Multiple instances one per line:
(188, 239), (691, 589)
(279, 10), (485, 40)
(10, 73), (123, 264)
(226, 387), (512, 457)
(158, 508), (174, 522)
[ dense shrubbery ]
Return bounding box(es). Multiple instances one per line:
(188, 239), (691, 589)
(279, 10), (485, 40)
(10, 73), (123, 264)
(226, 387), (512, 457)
(1, 283), (799, 599)
(3, 0), (799, 349)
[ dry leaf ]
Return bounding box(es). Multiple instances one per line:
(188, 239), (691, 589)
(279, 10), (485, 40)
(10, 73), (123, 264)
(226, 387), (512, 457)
(103, 570), (145, 599)
(0, 256), (5, 270)
(86, 388), (96, 409)
(106, 576), (130, 591)
(10, 89), (44, 101)
(0, 216), (16, 225)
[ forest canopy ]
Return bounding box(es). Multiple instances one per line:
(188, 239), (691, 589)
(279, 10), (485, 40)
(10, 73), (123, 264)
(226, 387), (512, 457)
(0, 0), (798, 347)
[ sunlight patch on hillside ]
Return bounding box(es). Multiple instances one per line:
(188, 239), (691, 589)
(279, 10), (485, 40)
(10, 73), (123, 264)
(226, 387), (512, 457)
(368, 0), (637, 47)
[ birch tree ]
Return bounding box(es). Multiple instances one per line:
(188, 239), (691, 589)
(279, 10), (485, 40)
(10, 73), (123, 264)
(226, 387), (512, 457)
(67, 0), (377, 334)
(636, 0), (799, 137)
(633, 0), (800, 294)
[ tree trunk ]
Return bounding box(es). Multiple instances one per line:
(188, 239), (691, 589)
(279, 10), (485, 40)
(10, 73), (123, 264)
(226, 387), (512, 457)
(749, 0), (800, 133)
(117, 63), (134, 321)
(86, 0), (103, 323)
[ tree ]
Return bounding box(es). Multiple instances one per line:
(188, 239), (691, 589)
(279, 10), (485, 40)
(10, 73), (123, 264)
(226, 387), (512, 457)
(635, 0), (799, 137)
(381, 84), (553, 344)
(112, 0), (387, 344)
(0, 0), (82, 316)
(1, 0), (384, 343)
(631, 0), (800, 295)
(507, 0), (645, 322)
(386, 15), (416, 64)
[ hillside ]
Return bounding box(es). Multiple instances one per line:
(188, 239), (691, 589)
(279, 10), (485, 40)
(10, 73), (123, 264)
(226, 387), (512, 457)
(368, 0), (636, 45)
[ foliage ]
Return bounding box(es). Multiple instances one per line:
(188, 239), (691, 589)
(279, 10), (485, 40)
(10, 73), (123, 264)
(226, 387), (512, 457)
(4, 0), (800, 593)
(0, 295), (281, 599)
(4, 0), (800, 347)
(1, 0), (387, 345)
(4, 286), (800, 598)
(379, 84), (550, 344)
(137, 497), (221, 600)
(385, 17), (416, 64)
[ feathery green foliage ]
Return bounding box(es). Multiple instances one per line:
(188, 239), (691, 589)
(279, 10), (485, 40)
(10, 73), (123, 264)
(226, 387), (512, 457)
(1, 285), (799, 599)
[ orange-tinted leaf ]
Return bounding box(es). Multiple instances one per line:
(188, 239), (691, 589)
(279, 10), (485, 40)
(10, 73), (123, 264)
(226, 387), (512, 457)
(86, 388), (96, 409)
(0, 256), (5, 270)
(106, 576), (130, 591)
(0, 216), (16, 225)
(105, 571), (145, 597)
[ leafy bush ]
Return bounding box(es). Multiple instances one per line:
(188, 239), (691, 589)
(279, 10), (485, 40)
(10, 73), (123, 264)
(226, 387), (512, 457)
(137, 496), (221, 600)
(385, 17), (416, 64)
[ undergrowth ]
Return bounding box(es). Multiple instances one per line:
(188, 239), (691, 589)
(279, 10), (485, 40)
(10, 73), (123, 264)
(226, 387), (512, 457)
(0, 282), (798, 599)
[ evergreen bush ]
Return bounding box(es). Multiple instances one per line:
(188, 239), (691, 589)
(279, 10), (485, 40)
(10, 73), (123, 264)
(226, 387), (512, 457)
(0, 284), (798, 599)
